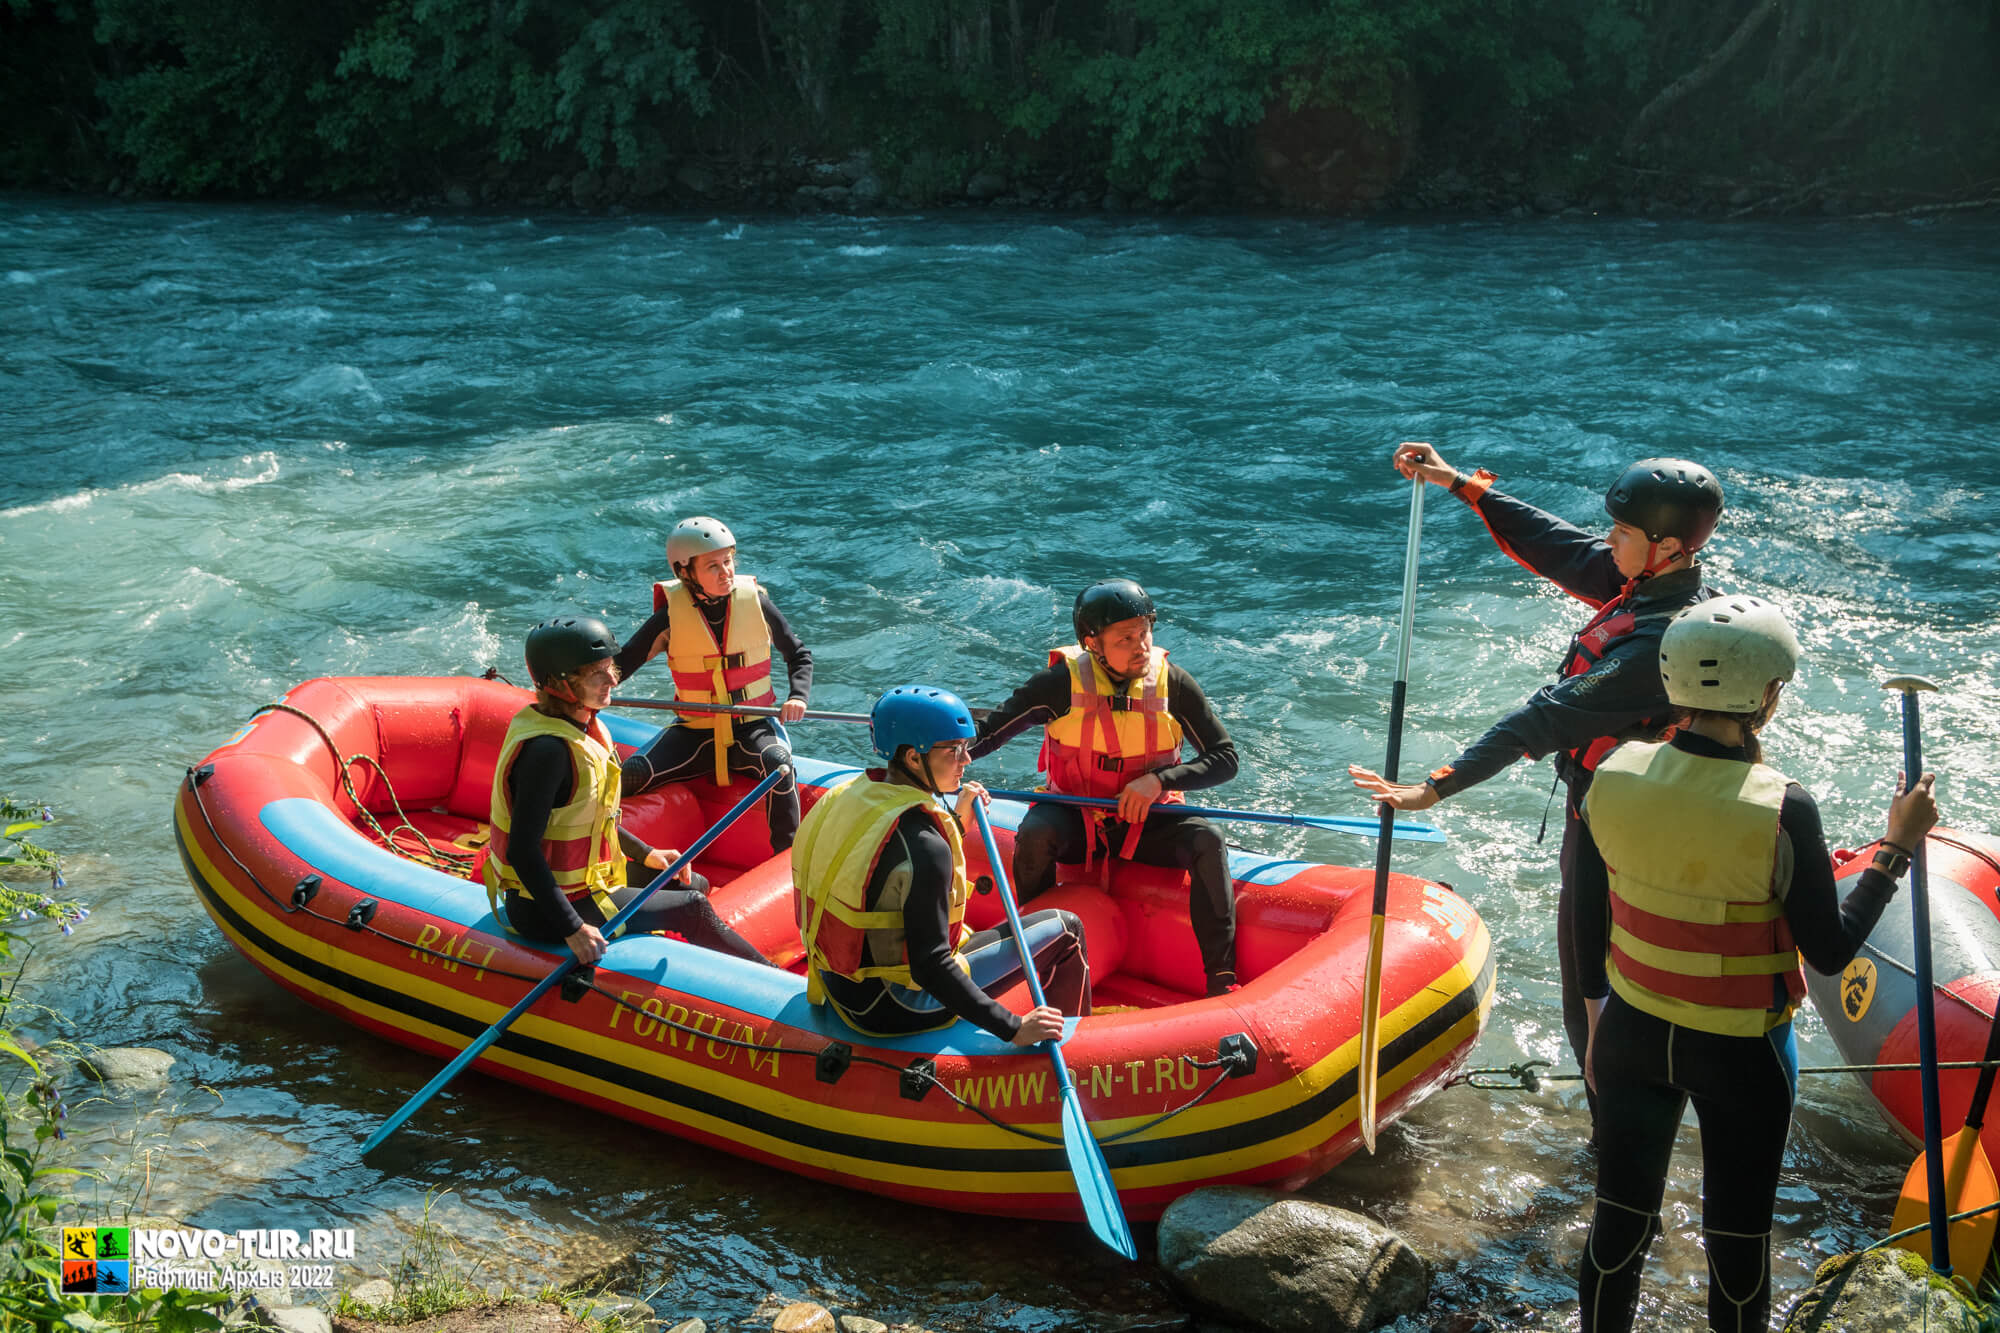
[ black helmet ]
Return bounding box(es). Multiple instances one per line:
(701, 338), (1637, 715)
(525, 616), (618, 687)
(1604, 458), (1724, 552)
(1073, 579), (1156, 642)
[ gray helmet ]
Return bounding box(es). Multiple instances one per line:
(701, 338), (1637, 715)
(1658, 597), (1799, 713)
(1073, 579), (1156, 642)
(666, 516), (736, 576)
(1605, 458), (1724, 553)
(525, 616), (618, 687)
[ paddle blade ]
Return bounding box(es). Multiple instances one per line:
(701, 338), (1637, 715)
(1060, 1086), (1137, 1260)
(1357, 913), (1388, 1154)
(1891, 1127), (1999, 1279)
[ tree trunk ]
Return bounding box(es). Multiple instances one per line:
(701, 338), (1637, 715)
(1621, 0), (1783, 156)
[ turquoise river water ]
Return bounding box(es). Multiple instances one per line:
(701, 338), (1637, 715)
(3, 197), (1998, 1330)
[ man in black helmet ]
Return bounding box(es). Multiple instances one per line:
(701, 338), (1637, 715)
(971, 580), (1242, 997)
(1350, 445), (1722, 1117)
(484, 616), (770, 968)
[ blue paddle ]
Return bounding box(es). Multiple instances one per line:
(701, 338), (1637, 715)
(969, 797), (1137, 1261)
(360, 765), (788, 1155)
(1888, 674), (1950, 1272)
(982, 788), (1446, 845)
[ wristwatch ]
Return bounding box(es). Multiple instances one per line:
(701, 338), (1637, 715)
(1873, 841), (1913, 878)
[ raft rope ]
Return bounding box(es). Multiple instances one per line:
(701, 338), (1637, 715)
(1449, 1057), (2000, 1094)
(185, 761), (1238, 1151)
(252, 701), (477, 876)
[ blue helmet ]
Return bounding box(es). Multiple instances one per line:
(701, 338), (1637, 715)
(871, 685), (975, 762)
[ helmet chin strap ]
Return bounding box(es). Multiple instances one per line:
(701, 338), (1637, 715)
(1634, 538), (1691, 583)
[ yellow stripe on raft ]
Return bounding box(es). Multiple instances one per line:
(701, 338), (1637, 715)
(179, 801), (1490, 1196)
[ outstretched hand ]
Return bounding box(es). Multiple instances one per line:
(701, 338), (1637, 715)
(1348, 763), (1441, 812)
(1392, 441), (1458, 488)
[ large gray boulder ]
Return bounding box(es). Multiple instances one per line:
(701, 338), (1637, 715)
(1158, 1186), (1427, 1332)
(1783, 1249), (1982, 1331)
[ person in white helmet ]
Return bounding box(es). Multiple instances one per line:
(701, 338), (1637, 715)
(614, 516), (812, 851)
(1572, 598), (1937, 1333)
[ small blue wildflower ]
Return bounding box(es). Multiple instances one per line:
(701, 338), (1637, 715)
(40, 807), (52, 822)
(59, 922), (72, 936)
(74, 908), (89, 920)
(52, 872), (66, 890)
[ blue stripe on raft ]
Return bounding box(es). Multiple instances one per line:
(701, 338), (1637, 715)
(1235, 858), (1313, 886)
(254, 796), (1034, 1058)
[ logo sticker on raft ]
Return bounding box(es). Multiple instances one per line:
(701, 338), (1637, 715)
(1841, 958), (1877, 1021)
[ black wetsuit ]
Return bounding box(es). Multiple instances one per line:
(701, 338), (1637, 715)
(971, 659), (1240, 992)
(499, 716), (767, 964)
(817, 804), (1090, 1040)
(1572, 731), (1901, 1333)
(1425, 481), (1712, 1092)
(615, 587), (812, 851)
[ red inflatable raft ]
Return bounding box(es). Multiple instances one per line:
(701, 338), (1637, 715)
(173, 676), (1495, 1222)
(1807, 829), (2000, 1156)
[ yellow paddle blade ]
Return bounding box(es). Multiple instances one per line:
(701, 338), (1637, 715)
(1357, 913), (1388, 1154)
(1891, 1127), (2000, 1280)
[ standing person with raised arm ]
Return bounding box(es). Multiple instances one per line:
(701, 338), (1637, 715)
(615, 516), (811, 852)
(1350, 445), (1722, 1123)
(972, 580), (1242, 997)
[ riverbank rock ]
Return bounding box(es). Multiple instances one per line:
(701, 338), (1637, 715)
(1158, 1186), (1427, 1333)
(1781, 1249), (1982, 1331)
(771, 1302), (835, 1332)
(81, 1046), (175, 1083)
(347, 1279), (394, 1307)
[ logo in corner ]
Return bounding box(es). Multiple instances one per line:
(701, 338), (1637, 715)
(1840, 958), (1877, 1022)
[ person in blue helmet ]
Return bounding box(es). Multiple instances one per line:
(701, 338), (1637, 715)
(793, 685), (1092, 1043)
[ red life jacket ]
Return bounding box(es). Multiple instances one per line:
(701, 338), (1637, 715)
(1558, 588), (1679, 775)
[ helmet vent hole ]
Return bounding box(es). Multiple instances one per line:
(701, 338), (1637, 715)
(1698, 658), (1720, 668)
(1700, 677), (1722, 687)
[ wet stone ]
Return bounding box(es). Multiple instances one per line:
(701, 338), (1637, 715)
(771, 1302), (835, 1332)
(82, 1046), (175, 1082)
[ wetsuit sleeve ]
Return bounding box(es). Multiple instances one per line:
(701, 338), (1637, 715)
(613, 606), (675, 682)
(615, 824), (654, 865)
(1158, 666), (1239, 792)
(759, 591), (813, 703)
(969, 664), (1071, 760)
(1777, 783), (1900, 974)
(1462, 485), (1625, 610)
(1429, 635), (1667, 799)
(1572, 805), (1613, 1000)
(504, 735), (584, 937)
(894, 810), (1020, 1039)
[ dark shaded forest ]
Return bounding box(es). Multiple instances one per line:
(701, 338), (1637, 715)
(5, 0), (1997, 216)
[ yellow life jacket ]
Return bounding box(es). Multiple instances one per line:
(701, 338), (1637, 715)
(1584, 740), (1804, 1037)
(792, 774), (971, 1021)
(647, 576), (775, 786)
(483, 706), (625, 927)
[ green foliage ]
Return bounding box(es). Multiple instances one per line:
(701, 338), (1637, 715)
(1, 0), (1997, 202)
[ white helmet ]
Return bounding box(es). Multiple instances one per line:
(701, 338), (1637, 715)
(666, 516), (735, 576)
(1658, 596), (1800, 713)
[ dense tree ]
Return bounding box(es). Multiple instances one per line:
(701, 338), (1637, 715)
(2, 0), (1993, 208)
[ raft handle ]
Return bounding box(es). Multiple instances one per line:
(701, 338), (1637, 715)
(188, 763), (215, 788)
(559, 969), (593, 1003)
(900, 1058), (937, 1101)
(816, 1042), (853, 1084)
(292, 875), (321, 909)
(974, 875), (994, 895)
(344, 899), (378, 930)
(1217, 1033), (1259, 1078)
